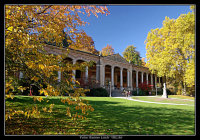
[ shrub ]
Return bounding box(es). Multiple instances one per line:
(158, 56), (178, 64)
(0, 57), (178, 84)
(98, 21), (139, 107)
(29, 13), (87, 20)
(157, 89), (163, 95)
(131, 90), (137, 96)
(86, 87), (108, 97)
(132, 89), (152, 96)
(166, 88), (175, 95)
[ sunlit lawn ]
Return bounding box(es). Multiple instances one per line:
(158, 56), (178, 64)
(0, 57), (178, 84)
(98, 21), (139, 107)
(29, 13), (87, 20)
(5, 95), (195, 135)
(131, 95), (194, 105)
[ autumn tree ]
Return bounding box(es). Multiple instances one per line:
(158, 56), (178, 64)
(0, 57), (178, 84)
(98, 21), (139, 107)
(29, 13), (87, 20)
(145, 6), (195, 95)
(5, 5), (109, 120)
(101, 44), (114, 56)
(70, 33), (99, 55)
(122, 45), (142, 65)
(141, 57), (146, 67)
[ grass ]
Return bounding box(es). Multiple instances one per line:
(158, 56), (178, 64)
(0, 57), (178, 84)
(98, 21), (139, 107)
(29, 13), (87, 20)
(131, 95), (194, 105)
(167, 95), (195, 100)
(5, 95), (195, 135)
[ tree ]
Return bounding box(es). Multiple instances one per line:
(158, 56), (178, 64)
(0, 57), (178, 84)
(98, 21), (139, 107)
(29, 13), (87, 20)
(69, 33), (99, 55)
(141, 57), (146, 67)
(5, 5), (109, 120)
(122, 45), (142, 65)
(145, 7), (195, 95)
(101, 44), (114, 56)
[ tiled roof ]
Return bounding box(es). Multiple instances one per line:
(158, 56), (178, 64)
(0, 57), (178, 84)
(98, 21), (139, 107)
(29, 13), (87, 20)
(104, 53), (129, 64)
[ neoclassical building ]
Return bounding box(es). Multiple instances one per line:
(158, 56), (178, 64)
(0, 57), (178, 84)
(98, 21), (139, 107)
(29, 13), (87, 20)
(43, 45), (165, 94)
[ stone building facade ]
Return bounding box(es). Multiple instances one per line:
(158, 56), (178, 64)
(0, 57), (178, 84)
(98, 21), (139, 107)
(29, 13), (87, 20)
(43, 45), (165, 94)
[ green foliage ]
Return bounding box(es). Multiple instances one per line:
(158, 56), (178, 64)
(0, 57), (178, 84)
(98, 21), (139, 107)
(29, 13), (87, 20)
(85, 88), (108, 97)
(123, 45), (142, 65)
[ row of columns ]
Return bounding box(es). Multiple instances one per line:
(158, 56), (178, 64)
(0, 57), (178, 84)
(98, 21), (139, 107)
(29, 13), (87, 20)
(100, 65), (163, 92)
(18, 59), (163, 93)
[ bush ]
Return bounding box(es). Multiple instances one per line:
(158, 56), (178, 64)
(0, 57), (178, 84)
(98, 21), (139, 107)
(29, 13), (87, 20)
(157, 89), (163, 95)
(132, 89), (153, 96)
(85, 87), (108, 97)
(166, 88), (175, 95)
(131, 90), (137, 96)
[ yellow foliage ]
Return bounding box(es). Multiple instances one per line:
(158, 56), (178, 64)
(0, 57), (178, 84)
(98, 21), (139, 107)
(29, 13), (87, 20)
(33, 97), (44, 102)
(145, 7), (195, 90)
(5, 5), (109, 121)
(42, 107), (47, 112)
(5, 94), (14, 99)
(31, 76), (39, 82)
(101, 44), (114, 56)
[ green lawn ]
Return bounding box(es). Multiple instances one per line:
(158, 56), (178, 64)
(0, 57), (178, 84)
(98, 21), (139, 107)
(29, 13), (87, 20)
(131, 96), (194, 105)
(5, 96), (195, 135)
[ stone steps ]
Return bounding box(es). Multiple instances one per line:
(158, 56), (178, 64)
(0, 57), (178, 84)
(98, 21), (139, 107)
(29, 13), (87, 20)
(111, 90), (126, 97)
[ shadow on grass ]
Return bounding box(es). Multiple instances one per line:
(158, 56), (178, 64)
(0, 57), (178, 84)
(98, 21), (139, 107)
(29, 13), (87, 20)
(5, 96), (195, 135)
(83, 98), (195, 135)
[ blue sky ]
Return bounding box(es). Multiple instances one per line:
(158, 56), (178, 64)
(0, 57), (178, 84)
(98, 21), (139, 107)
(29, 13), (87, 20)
(79, 5), (191, 61)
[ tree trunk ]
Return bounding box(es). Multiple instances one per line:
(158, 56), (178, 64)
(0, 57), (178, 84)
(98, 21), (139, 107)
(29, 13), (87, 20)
(181, 81), (186, 95)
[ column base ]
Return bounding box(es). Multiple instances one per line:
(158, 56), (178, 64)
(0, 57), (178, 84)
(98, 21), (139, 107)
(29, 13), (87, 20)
(136, 88), (139, 95)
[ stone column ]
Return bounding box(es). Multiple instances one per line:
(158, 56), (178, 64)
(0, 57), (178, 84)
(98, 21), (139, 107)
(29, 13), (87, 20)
(100, 64), (105, 87)
(151, 74), (153, 90)
(146, 73), (148, 85)
(58, 71), (61, 82)
(129, 69), (133, 90)
(127, 70), (129, 88)
(72, 59), (76, 84)
(96, 64), (100, 83)
(120, 68), (123, 90)
(19, 71), (23, 79)
(136, 71), (139, 95)
(85, 66), (88, 83)
(102, 65), (105, 86)
(111, 66), (114, 89)
(141, 72), (143, 83)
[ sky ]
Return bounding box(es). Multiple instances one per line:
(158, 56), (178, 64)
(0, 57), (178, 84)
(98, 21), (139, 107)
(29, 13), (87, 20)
(78, 5), (191, 61)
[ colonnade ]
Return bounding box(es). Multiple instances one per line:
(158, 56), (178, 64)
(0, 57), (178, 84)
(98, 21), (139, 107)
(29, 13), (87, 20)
(100, 65), (164, 92)
(18, 56), (164, 93)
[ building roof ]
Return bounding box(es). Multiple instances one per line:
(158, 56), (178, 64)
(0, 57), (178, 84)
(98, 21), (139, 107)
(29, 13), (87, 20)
(104, 53), (129, 64)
